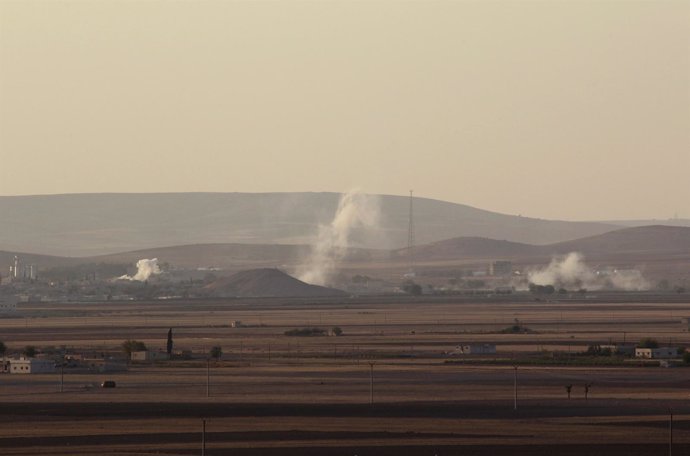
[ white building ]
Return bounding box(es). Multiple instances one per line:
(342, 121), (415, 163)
(10, 357), (56, 374)
(635, 347), (679, 359)
(0, 296), (17, 313)
(453, 344), (497, 355)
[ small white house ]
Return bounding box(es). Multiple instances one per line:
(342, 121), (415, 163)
(635, 347), (679, 359)
(10, 357), (56, 374)
(453, 344), (497, 355)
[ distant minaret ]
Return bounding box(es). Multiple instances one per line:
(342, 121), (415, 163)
(13, 256), (18, 279)
(407, 190), (415, 274)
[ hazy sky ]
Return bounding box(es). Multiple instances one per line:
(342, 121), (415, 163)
(1, 0), (688, 220)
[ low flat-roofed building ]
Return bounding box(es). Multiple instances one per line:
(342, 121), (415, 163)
(490, 261), (513, 276)
(0, 296), (17, 313)
(635, 347), (679, 359)
(83, 358), (128, 373)
(453, 344), (497, 355)
(9, 357), (56, 374)
(131, 350), (170, 362)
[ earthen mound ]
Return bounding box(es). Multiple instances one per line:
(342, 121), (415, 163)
(205, 268), (347, 298)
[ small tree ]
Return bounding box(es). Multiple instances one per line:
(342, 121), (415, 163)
(23, 345), (36, 358)
(637, 338), (659, 349)
(166, 328), (173, 355)
(209, 346), (222, 360)
(122, 340), (147, 357)
(0, 341), (6, 357)
(584, 383), (592, 400)
(402, 281), (422, 295)
(683, 352), (690, 365)
(331, 326), (343, 336)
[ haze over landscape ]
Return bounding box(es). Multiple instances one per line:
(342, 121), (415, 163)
(1, 0), (688, 220)
(1, 1), (689, 455)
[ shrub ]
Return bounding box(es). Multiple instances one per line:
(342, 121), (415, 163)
(637, 338), (659, 349)
(402, 281), (423, 295)
(209, 346), (222, 360)
(284, 327), (326, 337)
(122, 340), (147, 356)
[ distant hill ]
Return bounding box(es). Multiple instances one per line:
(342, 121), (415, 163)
(0, 250), (78, 271)
(403, 237), (537, 261)
(89, 243), (312, 269)
(547, 225), (690, 257)
(0, 192), (617, 256)
(204, 268), (347, 298)
(603, 219), (690, 228)
(5, 225), (689, 271)
(406, 226), (690, 261)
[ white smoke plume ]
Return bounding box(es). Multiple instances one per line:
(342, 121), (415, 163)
(118, 258), (161, 281)
(298, 190), (380, 286)
(527, 252), (649, 291)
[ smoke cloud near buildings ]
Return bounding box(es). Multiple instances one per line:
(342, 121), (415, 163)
(527, 252), (649, 291)
(298, 190), (380, 286)
(118, 258), (161, 282)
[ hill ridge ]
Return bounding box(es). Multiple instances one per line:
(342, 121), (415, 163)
(0, 192), (618, 256)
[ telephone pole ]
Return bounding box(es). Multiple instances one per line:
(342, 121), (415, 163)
(513, 365), (518, 411)
(407, 190), (415, 274)
(206, 359), (210, 398)
(369, 363), (375, 407)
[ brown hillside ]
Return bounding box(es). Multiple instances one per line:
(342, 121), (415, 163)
(548, 225), (690, 257)
(401, 237), (537, 261)
(90, 244), (311, 270)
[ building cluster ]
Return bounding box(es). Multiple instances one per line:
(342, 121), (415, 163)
(2, 357), (56, 374)
(5, 256), (36, 283)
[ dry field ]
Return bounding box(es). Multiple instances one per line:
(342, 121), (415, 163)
(2, 294), (690, 455)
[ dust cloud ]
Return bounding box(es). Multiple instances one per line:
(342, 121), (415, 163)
(528, 252), (649, 291)
(298, 190), (380, 286)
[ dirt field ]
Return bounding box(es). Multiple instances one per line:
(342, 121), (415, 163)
(2, 294), (690, 455)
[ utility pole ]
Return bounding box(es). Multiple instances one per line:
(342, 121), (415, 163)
(369, 363), (375, 407)
(513, 365), (518, 411)
(407, 190), (415, 274)
(206, 359), (210, 398)
(201, 419), (206, 456)
(60, 364), (64, 393)
(669, 407), (673, 456)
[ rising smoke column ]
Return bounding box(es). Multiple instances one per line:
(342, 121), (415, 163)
(118, 258), (161, 281)
(527, 252), (649, 291)
(528, 252), (597, 289)
(298, 191), (380, 286)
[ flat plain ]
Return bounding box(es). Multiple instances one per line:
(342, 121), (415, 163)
(2, 293), (690, 455)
